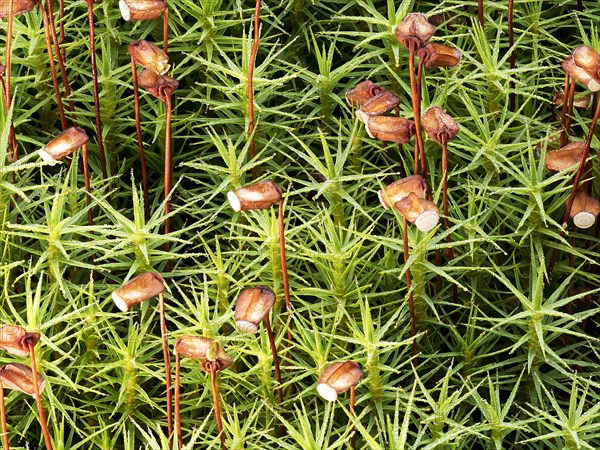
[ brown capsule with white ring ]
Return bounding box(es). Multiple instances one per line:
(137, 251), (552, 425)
(174, 335), (213, 360)
(394, 192), (440, 232)
(573, 45), (600, 79)
(395, 12), (435, 50)
(38, 127), (89, 164)
(137, 69), (179, 102)
(570, 192), (600, 229)
(234, 286), (275, 334)
(0, 325), (40, 357)
(0, 363), (45, 398)
(345, 80), (385, 108)
(317, 361), (364, 402)
(111, 272), (164, 312)
(227, 180), (282, 212)
(365, 116), (415, 144)
(119, 0), (166, 21)
(562, 55), (600, 92)
(128, 40), (170, 75)
(545, 142), (586, 172)
(378, 175), (427, 210)
(356, 90), (401, 124)
(417, 43), (461, 70)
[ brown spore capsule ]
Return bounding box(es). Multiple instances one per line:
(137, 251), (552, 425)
(378, 175), (427, 210)
(356, 90), (401, 124)
(573, 45), (600, 78)
(317, 361), (364, 402)
(562, 55), (600, 92)
(227, 180), (282, 212)
(38, 127), (89, 164)
(570, 192), (600, 229)
(417, 43), (461, 70)
(138, 69), (179, 102)
(128, 40), (170, 75)
(174, 335), (213, 360)
(345, 80), (385, 108)
(395, 12), (435, 50)
(0, 363), (45, 398)
(0, 0), (36, 18)
(394, 192), (440, 232)
(119, 0), (166, 21)
(111, 272), (165, 312)
(545, 142), (586, 172)
(365, 116), (415, 144)
(0, 325), (40, 357)
(421, 106), (459, 144)
(234, 286), (275, 333)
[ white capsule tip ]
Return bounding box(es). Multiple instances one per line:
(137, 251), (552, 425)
(235, 321), (258, 334)
(378, 190), (390, 209)
(415, 210), (439, 232)
(573, 211), (596, 229)
(317, 383), (338, 402)
(111, 292), (129, 312)
(38, 149), (59, 165)
(355, 110), (369, 124)
(227, 191), (241, 212)
(588, 79), (600, 92)
(119, 0), (131, 20)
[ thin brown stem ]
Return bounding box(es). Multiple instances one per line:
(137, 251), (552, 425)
(175, 354), (182, 450)
(86, 0), (108, 184)
(416, 58), (426, 176)
(163, 5), (169, 55)
(508, 0), (515, 112)
(248, 0), (261, 180)
(441, 140), (450, 231)
(28, 345), (53, 450)
(130, 59), (151, 221)
(577, 0), (583, 11)
(477, 0), (484, 27)
(81, 143), (93, 227)
(278, 200), (292, 344)
(0, 384), (8, 450)
(350, 385), (356, 450)
(403, 217), (417, 358)
(209, 364), (226, 450)
(408, 44), (425, 177)
(58, 0), (65, 61)
(0, 77), (18, 162)
(159, 292), (173, 448)
(264, 316), (283, 406)
(560, 74), (571, 148)
(164, 93), (173, 239)
(37, 0), (67, 129)
(45, 0), (74, 120)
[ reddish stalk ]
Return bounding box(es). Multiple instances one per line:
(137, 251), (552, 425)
(58, 0), (65, 61)
(164, 93), (173, 243)
(209, 364), (226, 450)
(174, 353), (182, 450)
(163, 5), (169, 55)
(508, 0), (515, 111)
(86, 0), (109, 183)
(45, 0), (74, 120)
(403, 217), (417, 358)
(0, 384), (8, 450)
(264, 315), (283, 406)
(278, 200), (292, 343)
(81, 143), (93, 226)
(130, 58), (151, 221)
(350, 385), (356, 449)
(37, 0), (67, 129)
(477, 0), (484, 27)
(28, 345), (53, 450)
(408, 44), (425, 176)
(559, 74), (571, 147)
(159, 292), (173, 447)
(247, 0), (261, 180)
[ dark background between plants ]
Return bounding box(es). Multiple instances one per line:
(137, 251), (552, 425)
(0, 0), (599, 448)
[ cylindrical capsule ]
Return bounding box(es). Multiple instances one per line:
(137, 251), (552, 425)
(227, 181), (282, 212)
(394, 192), (440, 232)
(38, 127), (89, 164)
(0, 363), (45, 399)
(317, 361), (364, 402)
(112, 272), (165, 312)
(378, 175), (427, 210)
(128, 40), (170, 75)
(119, 0), (166, 21)
(234, 286), (275, 333)
(365, 116), (415, 144)
(570, 192), (600, 229)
